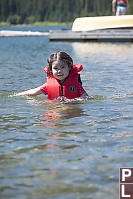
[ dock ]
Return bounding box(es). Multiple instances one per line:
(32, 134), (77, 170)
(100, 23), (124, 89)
(49, 29), (133, 42)
(50, 15), (133, 42)
(0, 29), (133, 42)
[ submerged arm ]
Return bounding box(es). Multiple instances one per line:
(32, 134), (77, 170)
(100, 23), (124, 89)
(71, 92), (93, 102)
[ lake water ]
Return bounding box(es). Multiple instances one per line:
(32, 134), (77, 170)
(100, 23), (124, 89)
(0, 26), (133, 199)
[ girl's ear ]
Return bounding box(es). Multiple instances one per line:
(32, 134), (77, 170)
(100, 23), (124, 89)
(69, 64), (73, 70)
(68, 66), (72, 71)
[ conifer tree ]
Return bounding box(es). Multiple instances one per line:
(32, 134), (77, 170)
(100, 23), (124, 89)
(0, 0), (133, 24)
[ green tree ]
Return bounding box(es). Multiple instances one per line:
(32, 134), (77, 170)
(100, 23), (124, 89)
(0, 0), (133, 24)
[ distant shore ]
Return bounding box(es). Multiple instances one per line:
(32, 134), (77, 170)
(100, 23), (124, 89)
(0, 21), (72, 37)
(0, 21), (72, 27)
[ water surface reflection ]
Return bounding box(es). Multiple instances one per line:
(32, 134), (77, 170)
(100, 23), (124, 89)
(1, 34), (133, 199)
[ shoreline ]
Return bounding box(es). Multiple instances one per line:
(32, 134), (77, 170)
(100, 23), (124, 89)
(0, 21), (72, 27)
(0, 22), (72, 37)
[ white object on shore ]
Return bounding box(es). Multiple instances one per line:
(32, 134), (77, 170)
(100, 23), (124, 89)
(0, 30), (49, 37)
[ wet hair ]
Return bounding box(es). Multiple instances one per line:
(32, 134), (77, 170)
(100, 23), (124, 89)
(47, 51), (73, 76)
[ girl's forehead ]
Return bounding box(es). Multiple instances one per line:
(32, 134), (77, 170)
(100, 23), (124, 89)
(52, 60), (67, 67)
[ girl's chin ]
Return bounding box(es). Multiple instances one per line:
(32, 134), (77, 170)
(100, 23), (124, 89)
(57, 76), (64, 80)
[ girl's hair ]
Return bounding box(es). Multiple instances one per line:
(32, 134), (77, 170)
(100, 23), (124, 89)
(47, 51), (73, 75)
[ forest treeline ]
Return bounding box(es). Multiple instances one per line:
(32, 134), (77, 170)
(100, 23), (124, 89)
(0, 0), (133, 25)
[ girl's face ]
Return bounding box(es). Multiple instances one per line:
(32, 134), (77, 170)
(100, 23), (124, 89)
(52, 60), (70, 81)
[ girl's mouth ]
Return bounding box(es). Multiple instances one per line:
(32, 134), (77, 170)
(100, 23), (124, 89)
(58, 74), (63, 77)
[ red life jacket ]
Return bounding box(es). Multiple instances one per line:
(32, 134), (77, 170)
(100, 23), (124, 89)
(44, 64), (83, 99)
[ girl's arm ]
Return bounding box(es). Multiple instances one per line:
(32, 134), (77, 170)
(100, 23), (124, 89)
(15, 85), (45, 96)
(71, 92), (93, 102)
(77, 92), (92, 100)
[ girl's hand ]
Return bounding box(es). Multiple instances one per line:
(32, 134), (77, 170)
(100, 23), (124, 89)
(57, 93), (93, 104)
(57, 96), (68, 102)
(57, 96), (85, 104)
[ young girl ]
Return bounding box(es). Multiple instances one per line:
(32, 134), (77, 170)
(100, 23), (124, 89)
(16, 51), (89, 103)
